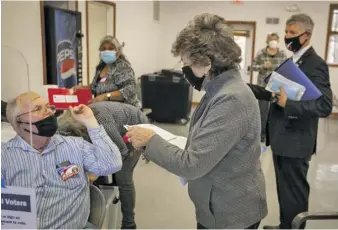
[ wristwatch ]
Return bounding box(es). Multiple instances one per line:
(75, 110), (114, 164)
(105, 93), (111, 101)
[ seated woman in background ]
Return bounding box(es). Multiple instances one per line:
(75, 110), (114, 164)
(126, 13), (267, 229)
(73, 36), (141, 108)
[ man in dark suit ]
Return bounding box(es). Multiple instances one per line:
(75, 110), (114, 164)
(248, 14), (333, 229)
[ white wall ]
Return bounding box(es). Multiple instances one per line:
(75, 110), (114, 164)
(1, 1), (46, 101)
(157, 1), (338, 104)
(76, 0), (160, 84)
(115, 1), (160, 79)
(1, 1), (337, 112)
(1, 1), (159, 99)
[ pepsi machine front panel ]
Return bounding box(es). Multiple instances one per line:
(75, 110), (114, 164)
(55, 9), (81, 88)
(44, 6), (82, 88)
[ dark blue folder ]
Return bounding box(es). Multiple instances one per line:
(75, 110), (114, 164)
(265, 59), (322, 101)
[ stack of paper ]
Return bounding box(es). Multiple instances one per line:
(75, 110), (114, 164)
(266, 71), (306, 101)
(124, 124), (177, 141)
(264, 59), (322, 101)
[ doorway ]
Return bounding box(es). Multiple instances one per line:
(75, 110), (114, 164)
(227, 21), (257, 84)
(86, 1), (116, 85)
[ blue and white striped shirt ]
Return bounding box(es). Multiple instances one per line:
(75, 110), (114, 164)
(1, 125), (122, 229)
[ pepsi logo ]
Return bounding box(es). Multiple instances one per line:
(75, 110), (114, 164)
(60, 58), (76, 80)
(57, 49), (74, 63)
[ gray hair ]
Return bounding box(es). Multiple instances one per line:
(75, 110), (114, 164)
(6, 98), (21, 133)
(286, 13), (314, 34)
(172, 13), (242, 76)
(57, 110), (91, 143)
(267, 32), (279, 40)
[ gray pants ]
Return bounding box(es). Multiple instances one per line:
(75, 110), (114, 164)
(258, 100), (269, 143)
(115, 150), (141, 228)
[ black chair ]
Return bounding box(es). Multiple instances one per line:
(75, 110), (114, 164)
(292, 212), (338, 229)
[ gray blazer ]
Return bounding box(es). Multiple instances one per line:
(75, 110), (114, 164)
(144, 69), (267, 228)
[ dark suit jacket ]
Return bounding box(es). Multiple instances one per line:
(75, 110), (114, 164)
(248, 47), (332, 158)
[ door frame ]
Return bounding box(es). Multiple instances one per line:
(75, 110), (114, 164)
(226, 21), (257, 84)
(85, 0), (116, 86)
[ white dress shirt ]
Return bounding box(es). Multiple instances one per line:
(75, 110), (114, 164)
(292, 44), (312, 64)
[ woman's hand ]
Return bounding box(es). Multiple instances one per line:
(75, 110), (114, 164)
(126, 127), (156, 149)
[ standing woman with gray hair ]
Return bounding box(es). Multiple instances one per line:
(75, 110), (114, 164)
(73, 36), (141, 107)
(126, 13), (267, 229)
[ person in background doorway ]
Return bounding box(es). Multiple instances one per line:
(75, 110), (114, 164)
(252, 33), (287, 150)
(248, 14), (332, 229)
(73, 36), (141, 108)
(126, 13), (267, 229)
(57, 101), (149, 229)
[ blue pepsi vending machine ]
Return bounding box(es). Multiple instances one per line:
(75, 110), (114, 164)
(44, 6), (83, 88)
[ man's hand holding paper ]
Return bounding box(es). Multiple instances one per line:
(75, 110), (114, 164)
(266, 71), (306, 102)
(272, 87), (287, 108)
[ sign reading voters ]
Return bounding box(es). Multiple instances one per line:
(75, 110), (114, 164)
(1, 186), (37, 229)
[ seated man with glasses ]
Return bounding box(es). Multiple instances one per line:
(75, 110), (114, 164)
(1, 91), (123, 229)
(57, 101), (149, 229)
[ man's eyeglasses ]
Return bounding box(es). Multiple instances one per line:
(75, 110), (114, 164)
(16, 104), (56, 120)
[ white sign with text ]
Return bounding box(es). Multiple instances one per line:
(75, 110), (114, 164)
(1, 186), (37, 229)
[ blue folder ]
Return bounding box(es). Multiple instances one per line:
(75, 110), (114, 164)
(265, 59), (322, 100)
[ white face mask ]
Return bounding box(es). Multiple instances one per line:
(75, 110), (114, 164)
(268, 40), (278, 49)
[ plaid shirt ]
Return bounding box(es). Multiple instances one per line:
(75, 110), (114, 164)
(89, 101), (149, 159)
(252, 48), (287, 87)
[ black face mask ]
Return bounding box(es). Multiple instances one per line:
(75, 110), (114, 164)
(284, 32), (308, 53)
(18, 115), (58, 137)
(182, 66), (205, 91)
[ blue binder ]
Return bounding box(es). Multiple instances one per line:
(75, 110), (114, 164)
(265, 59), (322, 101)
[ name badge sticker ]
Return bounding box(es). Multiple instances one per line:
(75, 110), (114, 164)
(57, 164), (80, 181)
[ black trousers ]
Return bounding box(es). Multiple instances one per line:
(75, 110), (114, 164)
(273, 155), (310, 229)
(197, 221), (260, 229)
(258, 100), (269, 142)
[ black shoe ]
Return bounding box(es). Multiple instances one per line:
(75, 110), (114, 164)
(121, 225), (137, 229)
(263, 225), (280, 229)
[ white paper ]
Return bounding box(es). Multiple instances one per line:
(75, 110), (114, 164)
(124, 124), (177, 141)
(1, 186), (37, 229)
(168, 136), (187, 150)
(53, 95), (66, 103)
(168, 136), (188, 186)
(65, 95), (79, 103)
(265, 71), (306, 101)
